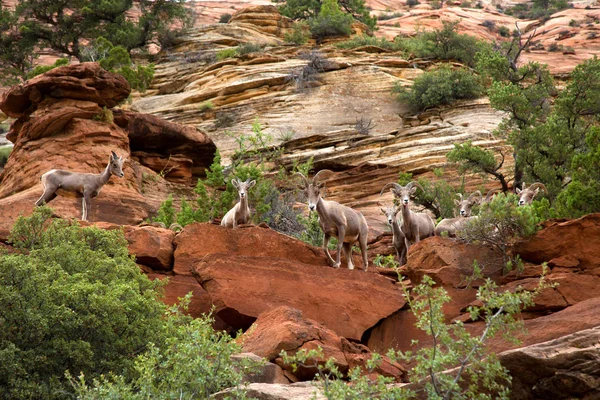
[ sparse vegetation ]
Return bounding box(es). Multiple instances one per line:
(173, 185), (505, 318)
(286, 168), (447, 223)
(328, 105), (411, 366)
(216, 48), (238, 61)
(0, 146), (11, 167)
(198, 100), (215, 112)
(219, 13), (232, 23)
(354, 116), (376, 135)
(285, 21), (310, 45)
(377, 12), (403, 20)
(26, 58), (68, 79)
(214, 111), (238, 128)
(286, 50), (331, 91)
(498, 26), (510, 37)
(335, 35), (402, 51)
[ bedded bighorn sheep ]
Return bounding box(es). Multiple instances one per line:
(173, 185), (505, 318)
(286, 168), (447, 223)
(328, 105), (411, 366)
(516, 182), (548, 206)
(35, 151), (125, 221)
(434, 191), (482, 237)
(297, 170), (369, 271)
(380, 181), (435, 255)
(380, 204), (407, 265)
(221, 178), (256, 228)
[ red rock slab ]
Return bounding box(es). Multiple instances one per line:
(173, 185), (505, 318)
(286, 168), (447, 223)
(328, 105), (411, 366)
(514, 213), (600, 270)
(191, 253), (406, 341)
(123, 225), (176, 270)
(0, 62), (130, 118)
(173, 223), (326, 276)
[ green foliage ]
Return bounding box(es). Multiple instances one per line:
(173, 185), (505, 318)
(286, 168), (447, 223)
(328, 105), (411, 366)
(1, 206), (166, 399)
(308, 0), (354, 42)
(92, 106), (114, 123)
(277, 0), (376, 30)
(236, 42), (265, 56)
(296, 211), (324, 247)
(0, 5), (37, 84)
(396, 21), (490, 67)
(398, 170), (462, 219)
(457, 193), (538, 273)
(335, 35), (402, 50)
(0, 146), (11, 167)
(281, 270), (551, 399)
(219, 13), (232, 23)
(505, 0), (568, 20)
(71, 298), (257, 399)
(153, 194), (175, 227)
(447, 141), (509, 192)
(26, 57), (68, 78)
(285, 21), (311, 45)
(198, 100), (214, 112)
(373, 254), (399, 269)
(216, 47), (238, 61)
(394, 64), (483, 111)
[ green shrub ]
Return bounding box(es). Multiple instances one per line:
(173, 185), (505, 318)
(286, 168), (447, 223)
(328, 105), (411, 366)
(398, 170), (462, 219)
(219, 13), (232, 23)
(0, 146), (11, 167)
(0, 207), (166, 399)
(285, 22), (310, 45)
(394, 64), (483, 111)
(26, 58), (69, 79)
(71, 297), (258, 399)
(308, 0), (353, 42)
(198, 100), (214, 112)
(153, 194), (175, 227)
(498, 26), (510, 37)
(236, 42), (265, 56)
(335, 35), (402, 51)
(216, 48), (238, 61)
(457, 193), (538, 273)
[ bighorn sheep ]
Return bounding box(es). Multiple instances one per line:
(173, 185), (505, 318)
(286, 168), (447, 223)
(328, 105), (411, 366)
(380, 181), (435, 255)
(221, 178), (256, 228)
(297, 170), (369, 271)
(35, 151), (125, 221)
(380, 204), (407, 265)
(516, 182), (548, 206)
(434, 191), (482, 237)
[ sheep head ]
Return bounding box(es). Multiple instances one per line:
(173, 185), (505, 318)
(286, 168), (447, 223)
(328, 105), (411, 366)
(380, 181), (423, 207)
(297, 170), (334, 211)
(109, 151), (125, 178)
(454, 190), (482, 217)
(516, 182), (548, 206)
(380, 203), (400, 225)
(232, 177), (256, 200)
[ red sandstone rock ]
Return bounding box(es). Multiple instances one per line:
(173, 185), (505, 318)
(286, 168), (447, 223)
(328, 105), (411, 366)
(0, 62), (130, 118)
(240, 306), (405, 382)
(113, 110), (217, 179)
(123, 225), (176, 270)
(514, 213), (600, 270)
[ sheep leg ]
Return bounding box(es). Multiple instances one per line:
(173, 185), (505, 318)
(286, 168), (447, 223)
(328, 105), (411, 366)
(35, 183), (59, 206)
(335, 227), (345, 269)
(82, 193), (91, 221)
(404, 237), (411, 261)
(359, 234), (368, 271)
(343, 242), (354, 270)
(323, 234), (336, 267)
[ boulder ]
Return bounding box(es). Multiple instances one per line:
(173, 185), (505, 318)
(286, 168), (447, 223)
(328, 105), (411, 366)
(0, 62), (130, 118)
(123, 225), (176, 270)
(212, 382), (325, 400)
(499, 326), (600, 400)
(240, 306), (405, 382)
(514, 213), (600, 270)
(231, 353), (291, 385)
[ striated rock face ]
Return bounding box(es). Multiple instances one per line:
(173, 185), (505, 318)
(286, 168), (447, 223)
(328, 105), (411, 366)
(499, 326), (600, 400)
(176, 223), (405, 340)
(213, 382), (325, 400)
(240, 306), (406, 382)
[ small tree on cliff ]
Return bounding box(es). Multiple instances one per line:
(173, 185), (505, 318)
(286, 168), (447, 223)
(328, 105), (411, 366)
(0, 0), (190, 82)
(276, 0), (377, 32)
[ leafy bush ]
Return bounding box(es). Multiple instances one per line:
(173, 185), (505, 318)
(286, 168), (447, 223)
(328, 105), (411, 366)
(285, 22), (310, 45)
(219, 13), (232, 23)
(0, 207), (166, 399)
(393, 64), (483, 111)
(446, 141), (510, 192)
(236, 42), (265, 56)
(398, 170), (461, 219)
(278, 0), (376, 30)
(396, 21), (490, 67)
(0, 146), (11, 167)
(498, 26), (510, 37)
(308, 0), (353, 42)
(216, 48), (238, 61)
(457, 193), (538, 273)
(335, 35), (402, 51)
(26, 58), (69, 79)
(71, 297), (258, 399)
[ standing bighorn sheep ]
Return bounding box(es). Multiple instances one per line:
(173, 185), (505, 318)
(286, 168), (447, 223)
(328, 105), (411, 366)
(380, 181), (435, 255)
(221, 178), (256, 228)
(434, 191), (482, 237)
(35, 151), (125, 221)
(297, 170), (369, 271)
(516, 182), (548, 205)
(380, 204), (407, 265)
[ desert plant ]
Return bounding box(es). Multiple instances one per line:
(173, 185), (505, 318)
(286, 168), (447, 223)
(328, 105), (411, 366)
(216, 48), (238, 61)
(0, 146), (12, 167)
(198, 100), (214, 112)
(26, 57), (69, 78)
(219, 13), (232, 23)
(354, 116), (375, 135)
(394, 64), (483, 111)
(497, 26), (510, 37)
(287, 50), (331, 91)
(236, 42), (265, 56)
(335, 35), (402, 51)
(285, 21), (310, 45)
(214, 111), (238, 128)
(308, 0), (354, 43)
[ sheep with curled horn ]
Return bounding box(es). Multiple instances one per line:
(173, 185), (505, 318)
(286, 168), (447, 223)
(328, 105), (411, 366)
(434, 191), (482, 237)
(516, 182), (548, 206)
(380, 181), (435, 256)
(297, 170), (369, 271)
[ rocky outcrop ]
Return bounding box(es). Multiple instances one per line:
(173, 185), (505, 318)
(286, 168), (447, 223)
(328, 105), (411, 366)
(499, 326), (600, 400)
(240, 306), (406, 381)
(0, 63), (216, 235)
(213, 382), (325, 400)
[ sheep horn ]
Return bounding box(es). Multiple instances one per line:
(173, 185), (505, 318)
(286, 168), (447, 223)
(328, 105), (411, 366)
(529, 182), (548, 194)
(379, 182), (403, 197)
(312, 169), (334, 185)
(469, 190), (482, 203)
(485, 188), (500, 201)
(406, 181), (425, 193)
(294, 172), (309, 187)
(456, 193), (464, 202)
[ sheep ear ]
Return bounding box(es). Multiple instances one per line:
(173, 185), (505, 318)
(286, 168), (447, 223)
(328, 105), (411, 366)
(516, 188), (521, 194)
(111, 151), (118, 160)
(410, 186), (418, 194)
(454, 199), (460, 205)
(231, 179), (239, 188)
(380, 207), (386, 214)
(247, 180), (256, 188)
